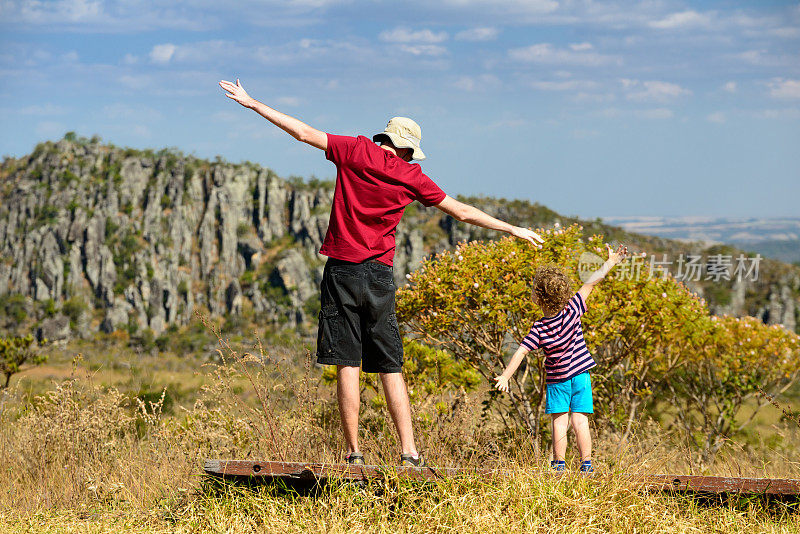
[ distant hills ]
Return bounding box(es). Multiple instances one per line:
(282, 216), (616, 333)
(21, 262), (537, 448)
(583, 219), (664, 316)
(602, 216), (800, 265)
(1, 134), (798, 342)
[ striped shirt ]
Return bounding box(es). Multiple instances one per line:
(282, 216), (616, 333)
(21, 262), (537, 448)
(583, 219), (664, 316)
(520, 293), (596, 384)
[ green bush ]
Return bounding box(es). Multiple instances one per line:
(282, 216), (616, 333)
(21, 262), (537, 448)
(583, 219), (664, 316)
(62, 297), (88, 327)
(1, 294), (28, 324)
(1, 334), (46, 388)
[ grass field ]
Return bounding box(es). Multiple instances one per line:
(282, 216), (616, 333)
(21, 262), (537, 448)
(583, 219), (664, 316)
(2, 332), (799, 533)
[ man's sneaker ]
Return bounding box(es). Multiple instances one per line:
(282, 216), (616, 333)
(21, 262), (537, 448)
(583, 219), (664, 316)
(579, 460), (594, 473)
(551, 460), (566, 472)
(345, 452), (365, 465)
(400, 454), (426, 467)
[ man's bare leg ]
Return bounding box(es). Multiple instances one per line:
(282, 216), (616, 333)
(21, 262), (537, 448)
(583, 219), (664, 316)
(379, 372), (418, 456)
(337, 365), (361, 454)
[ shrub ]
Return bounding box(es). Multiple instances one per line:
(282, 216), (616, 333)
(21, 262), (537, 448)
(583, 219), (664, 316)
(1, 334), (46, 388)
(1, 294), (28, 324)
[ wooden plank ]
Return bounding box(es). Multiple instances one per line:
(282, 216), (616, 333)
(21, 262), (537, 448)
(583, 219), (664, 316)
(637, 474), (800, 495)
(204, 460), (800, 496)
(203, 459), (499, 482)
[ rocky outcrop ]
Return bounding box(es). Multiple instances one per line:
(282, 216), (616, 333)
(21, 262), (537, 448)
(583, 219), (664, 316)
(0, 136), (433, 337)
(36, 314), (70, 342)
(1, 134), (798, 339)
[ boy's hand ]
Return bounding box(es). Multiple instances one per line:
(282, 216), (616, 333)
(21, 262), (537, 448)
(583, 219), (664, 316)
(606, 243), (628, 265)
(219, 79), (254, 109)
(493, 375), (510, 392)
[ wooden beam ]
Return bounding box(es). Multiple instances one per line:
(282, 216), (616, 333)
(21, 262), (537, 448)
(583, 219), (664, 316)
(204, 460), (800, 496)
(203, 460), (499, 482)
(637, 474), (800, 495)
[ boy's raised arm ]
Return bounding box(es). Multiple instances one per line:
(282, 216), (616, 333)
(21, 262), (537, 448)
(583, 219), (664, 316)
(435, 195), (544, 247)
(219, 79), (328, 151)
(578, 244), (628, 301)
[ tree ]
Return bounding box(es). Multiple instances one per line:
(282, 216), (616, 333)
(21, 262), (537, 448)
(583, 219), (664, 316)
(1, 335), (47, 388)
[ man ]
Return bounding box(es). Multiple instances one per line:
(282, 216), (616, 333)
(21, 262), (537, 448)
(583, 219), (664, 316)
(219, 79), (544, 466)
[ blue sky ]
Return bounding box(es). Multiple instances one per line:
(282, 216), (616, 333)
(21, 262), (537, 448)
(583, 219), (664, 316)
(0, 0), (798, 219)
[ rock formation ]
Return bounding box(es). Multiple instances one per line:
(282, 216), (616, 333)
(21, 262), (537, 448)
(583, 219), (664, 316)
(1, 134), (798, 339)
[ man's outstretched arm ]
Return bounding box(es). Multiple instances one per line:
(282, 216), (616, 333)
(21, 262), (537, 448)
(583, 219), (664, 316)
(435, 195), (544, 246)
(219, 79), (327, 151)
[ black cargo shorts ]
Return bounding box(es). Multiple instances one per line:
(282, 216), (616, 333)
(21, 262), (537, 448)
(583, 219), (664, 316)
(316, 257), (404, 373)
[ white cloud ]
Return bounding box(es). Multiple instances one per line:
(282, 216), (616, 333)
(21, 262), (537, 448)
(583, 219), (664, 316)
(767, 78), (800, 99)
(622, 80), (691, 102)
(573, 92), (615, 103)
(754, 108), (800, 120)
(722, 81), (737, 93)
(596, 107), (674, 120)
(276, 96), (300, 106)
(454, 73), (501, 91)
(636, 108), (674, 119)
(2, 0), (207, 31)
(529, 80), (598, 91)
(380, 27), (448, 44)
(569, 42), (593, 52)
(118, 74), (150, 90)
(455, 27), (499, 41)
(19, 103), (68, 115)
(732, 49), (796, 69)
(508, 43), (620, 67)
(487, 118), (527, 130)
(706, 112), (726, 123)
(398, 44), (447, 56)
(150, 43), (176, 64)
(736, 49), (766, 65)
(439, 0), (557, 15)
(769, 27), (800, 38)
(18, 0), (103, 23)
(649, 10), (713, 30)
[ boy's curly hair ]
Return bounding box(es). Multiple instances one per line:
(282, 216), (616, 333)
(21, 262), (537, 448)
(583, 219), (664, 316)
(532, 264), (574, 315)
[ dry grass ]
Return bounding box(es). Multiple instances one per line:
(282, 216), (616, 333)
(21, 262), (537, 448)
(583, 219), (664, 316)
(1, 328), (798, 533)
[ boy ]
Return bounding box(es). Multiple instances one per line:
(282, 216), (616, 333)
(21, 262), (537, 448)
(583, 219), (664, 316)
(494, 244), (628, 472)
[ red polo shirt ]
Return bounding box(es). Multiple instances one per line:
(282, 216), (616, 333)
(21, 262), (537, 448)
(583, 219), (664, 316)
(319, 134), (446, 266)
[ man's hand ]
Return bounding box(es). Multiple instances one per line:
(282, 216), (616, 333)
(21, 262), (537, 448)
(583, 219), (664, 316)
(494, 375), (510, 392)
(434, 196), (545, 248)
(217, 79), (327, 151)
(510, 226), (544, 248)
(219, 79), (254, 109)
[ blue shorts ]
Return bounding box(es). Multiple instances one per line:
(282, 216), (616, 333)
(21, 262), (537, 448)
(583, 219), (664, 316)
(545, 372), (593, 414)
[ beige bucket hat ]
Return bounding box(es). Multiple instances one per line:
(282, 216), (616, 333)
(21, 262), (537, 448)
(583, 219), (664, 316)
(372, 117), (426, 160)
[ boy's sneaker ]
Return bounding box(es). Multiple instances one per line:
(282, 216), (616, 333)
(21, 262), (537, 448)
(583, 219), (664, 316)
(579, 460), (594, 473)
(345, 452), (365, 465)
(551, 460), (566, 472)
(400, 454), (426, 467)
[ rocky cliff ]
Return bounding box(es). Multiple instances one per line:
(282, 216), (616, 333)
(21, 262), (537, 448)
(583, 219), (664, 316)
(1, 134), (798, 341)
